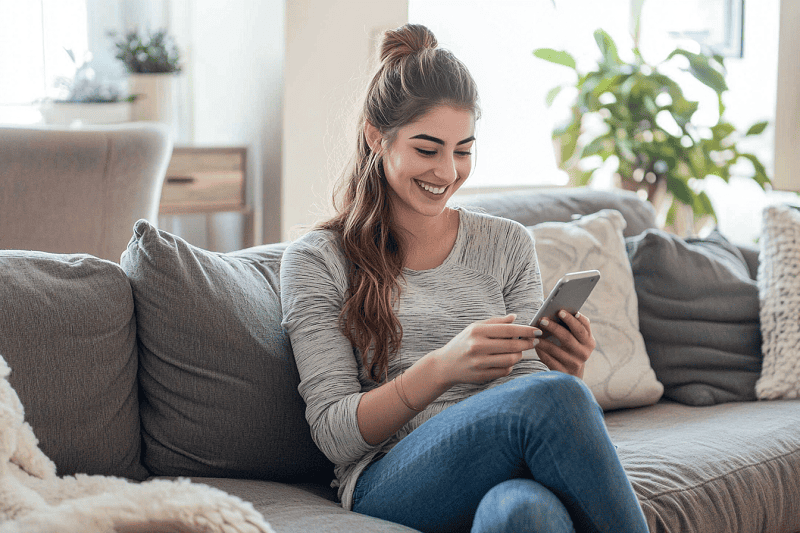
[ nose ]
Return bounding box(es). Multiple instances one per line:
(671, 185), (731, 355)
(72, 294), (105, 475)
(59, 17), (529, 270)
(433, 153), (458, 182)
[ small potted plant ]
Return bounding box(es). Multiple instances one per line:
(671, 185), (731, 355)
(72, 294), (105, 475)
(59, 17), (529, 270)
(534, 29), (770, 234)
(109, 28), (183, 125)
(40, 49), (134, 126)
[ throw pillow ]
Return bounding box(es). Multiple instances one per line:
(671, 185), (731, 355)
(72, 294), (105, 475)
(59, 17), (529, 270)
(121, 220), (333, 482)
(626, 229), (762, 406)
(756, 204), (800, 400)
(0, 251), (147, 480)
(528, 209), (664, 410)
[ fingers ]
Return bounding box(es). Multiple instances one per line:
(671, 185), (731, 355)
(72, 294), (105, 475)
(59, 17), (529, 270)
(535, 310), (596, 378)
(481, 313), (517, 324)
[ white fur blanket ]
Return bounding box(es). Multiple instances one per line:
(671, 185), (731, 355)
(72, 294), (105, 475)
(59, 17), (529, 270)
(0, 355), (276, 533)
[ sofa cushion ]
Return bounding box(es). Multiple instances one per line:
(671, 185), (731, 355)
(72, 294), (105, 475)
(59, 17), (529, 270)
(756, 204), (800, 400)
(606, 399), (800, 533)
(0, 251), (147, 480)
(452, 187), (658, 237)
(121, 220), (333, 482)
(187, 478), (419, 533)
(528, 209), (663, 410)
(626, 229), (762, 405)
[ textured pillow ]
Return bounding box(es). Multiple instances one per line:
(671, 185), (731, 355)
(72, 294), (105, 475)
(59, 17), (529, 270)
(121, 220), (333, 482)
(0, 251), (147, 480)
(625, 229), (762, 406)
(528, 209), (663, 410)
(756, 204), (800, 400)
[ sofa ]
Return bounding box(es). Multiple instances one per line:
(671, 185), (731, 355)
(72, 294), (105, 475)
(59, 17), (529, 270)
(1, 186), (798, 533)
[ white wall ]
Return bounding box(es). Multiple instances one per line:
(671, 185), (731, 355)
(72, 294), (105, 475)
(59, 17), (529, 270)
(172, 0), (284, 247)
(774, 0), (800, 191)
(282, 0), (408, 241)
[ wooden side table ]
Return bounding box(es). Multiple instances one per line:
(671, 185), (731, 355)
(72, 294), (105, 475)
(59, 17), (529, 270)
(159, 146), (254, 248)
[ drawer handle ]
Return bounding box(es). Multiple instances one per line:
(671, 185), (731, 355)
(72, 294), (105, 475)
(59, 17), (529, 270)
(166, 176), (196, 184)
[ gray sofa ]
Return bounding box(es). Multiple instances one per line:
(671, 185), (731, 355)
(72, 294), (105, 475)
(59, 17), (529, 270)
(1, 187), (798, 533)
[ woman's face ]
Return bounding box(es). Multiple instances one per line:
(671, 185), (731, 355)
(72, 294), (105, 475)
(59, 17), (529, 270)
(373, 105), (476, 222)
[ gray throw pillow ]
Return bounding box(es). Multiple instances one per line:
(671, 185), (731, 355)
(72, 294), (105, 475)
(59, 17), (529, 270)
(625, 229), (762, 406)
(121, 220), (333, 482)
(0, 251), (147, 480)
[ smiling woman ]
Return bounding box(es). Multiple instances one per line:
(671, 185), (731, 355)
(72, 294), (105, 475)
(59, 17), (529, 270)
(279, 22), (649, 533)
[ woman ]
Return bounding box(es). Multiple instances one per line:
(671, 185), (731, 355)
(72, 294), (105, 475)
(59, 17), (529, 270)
(280, 23), (648, 533)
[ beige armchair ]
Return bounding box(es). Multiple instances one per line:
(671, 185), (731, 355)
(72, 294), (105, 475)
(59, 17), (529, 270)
(0, 123), (172, 262)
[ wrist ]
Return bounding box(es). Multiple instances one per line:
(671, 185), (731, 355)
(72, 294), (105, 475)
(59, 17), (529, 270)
(416, 350), (454, 394)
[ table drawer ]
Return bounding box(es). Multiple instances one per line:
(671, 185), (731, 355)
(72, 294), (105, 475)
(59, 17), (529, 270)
(159, 147), (246, 214)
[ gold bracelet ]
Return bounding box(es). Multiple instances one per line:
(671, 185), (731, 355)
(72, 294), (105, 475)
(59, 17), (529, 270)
(395, 373), (423, 412)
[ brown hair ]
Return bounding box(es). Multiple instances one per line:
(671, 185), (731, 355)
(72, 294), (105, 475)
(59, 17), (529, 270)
(320, 23), (480, 382)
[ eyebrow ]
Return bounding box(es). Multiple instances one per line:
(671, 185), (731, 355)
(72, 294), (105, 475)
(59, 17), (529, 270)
(410, 134), (476, 146)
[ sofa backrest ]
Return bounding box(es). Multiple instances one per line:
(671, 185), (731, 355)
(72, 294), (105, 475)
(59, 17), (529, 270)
(452, 187), (658, 237)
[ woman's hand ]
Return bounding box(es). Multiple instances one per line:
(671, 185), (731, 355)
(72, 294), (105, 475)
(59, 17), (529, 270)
(535, 310), (595, 379)
(427, 314), (540, 388)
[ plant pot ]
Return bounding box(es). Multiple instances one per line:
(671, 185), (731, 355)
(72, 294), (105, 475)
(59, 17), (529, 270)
(129, 73), (179, 134)
(40, 101), (132, 126)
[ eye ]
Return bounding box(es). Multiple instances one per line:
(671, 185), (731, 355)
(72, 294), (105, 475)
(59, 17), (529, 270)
(456, 151), (472, 157)
(415, 148), (436, 156)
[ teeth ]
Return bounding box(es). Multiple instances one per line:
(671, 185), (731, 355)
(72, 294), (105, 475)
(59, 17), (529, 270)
(416, 180), (446, 195)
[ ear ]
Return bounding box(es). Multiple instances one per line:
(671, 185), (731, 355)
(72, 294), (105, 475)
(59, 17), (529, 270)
(364, 121), (384, 154)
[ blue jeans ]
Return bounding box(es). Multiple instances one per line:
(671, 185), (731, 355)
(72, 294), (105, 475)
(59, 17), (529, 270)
(352, 372), (648, 533)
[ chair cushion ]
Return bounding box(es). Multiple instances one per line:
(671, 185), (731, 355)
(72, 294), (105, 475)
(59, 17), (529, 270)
(0, 251), (147, 480)
(626, 229), (762, 405)
(121, 220), (333, 482)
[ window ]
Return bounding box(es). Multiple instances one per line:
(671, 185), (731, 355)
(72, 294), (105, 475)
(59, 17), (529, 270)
(0, 0), (88, 124)
(410, 0), (784, 244)
(408, 0), (632, 189)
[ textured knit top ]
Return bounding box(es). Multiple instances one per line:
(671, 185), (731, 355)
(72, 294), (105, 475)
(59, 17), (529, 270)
(279, 207), (549, 510)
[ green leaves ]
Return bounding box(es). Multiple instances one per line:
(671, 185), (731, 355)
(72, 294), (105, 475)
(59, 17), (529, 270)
(538, 27), (771, 232)
(533, 48), (577, 69)
(746, 121), (769, 136)
(667, 49), (728, 94)
(594, 29), (622, 67)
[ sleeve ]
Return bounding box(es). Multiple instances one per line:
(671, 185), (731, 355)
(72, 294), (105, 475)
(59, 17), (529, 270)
(502, 221), (544, 325)
(279, 235), (378, 465)
(501, 222), (549, 369)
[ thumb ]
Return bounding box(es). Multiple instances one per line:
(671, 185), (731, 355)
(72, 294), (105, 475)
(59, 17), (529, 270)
(483, 313), (517, 324)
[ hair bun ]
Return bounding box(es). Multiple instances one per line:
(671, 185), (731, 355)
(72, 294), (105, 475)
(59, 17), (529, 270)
(380, 23), (437, 64)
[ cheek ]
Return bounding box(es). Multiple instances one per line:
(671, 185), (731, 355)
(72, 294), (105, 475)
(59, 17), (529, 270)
(457, 158), (473, 179)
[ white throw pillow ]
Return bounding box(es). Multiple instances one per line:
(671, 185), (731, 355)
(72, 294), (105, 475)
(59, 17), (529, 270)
(528, 209), (663, 410)
(756, 204), (800, 400)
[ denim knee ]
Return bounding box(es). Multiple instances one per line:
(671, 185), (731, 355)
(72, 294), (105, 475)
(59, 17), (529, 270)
(471, 478), (575, 533)
(505, 371), (601, 419)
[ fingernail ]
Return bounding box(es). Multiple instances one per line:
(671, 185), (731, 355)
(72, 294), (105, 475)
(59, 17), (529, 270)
(540, 318), (549, 327)
(533, 338), (539, 346)
(575, 312), (582, 319)
(534, 329), (542, 337)
(559, 310), (567, 319)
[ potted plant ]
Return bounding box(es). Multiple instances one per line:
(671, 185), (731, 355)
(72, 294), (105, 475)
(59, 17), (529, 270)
(109, 29), (183, 126)
(534, 29), (770, 233)
(40, 49), (133, 126)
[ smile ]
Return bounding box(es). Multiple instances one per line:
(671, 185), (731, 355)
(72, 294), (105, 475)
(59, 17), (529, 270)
(415, 179), (447, 195)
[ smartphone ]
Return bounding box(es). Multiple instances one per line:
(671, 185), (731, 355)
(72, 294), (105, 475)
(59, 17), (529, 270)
(524, 270), (600, 352)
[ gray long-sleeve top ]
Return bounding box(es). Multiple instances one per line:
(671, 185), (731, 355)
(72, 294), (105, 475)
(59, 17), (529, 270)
(280, 207), (549, 510)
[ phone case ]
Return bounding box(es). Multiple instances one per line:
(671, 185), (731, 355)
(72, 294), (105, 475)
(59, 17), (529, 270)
(529, 269), (600, 334)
